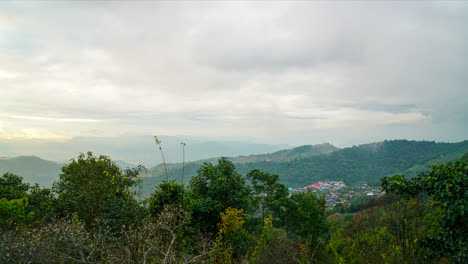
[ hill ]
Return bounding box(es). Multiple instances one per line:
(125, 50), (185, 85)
(143, 143), (339, 194)
(237, 140), (468, 187)
(230, 143), (338, 163)
(143, 140), (468, 195)
(0, 156), (141, 187)
(0, 156), (63, 187)
(0, 135), (290, 166)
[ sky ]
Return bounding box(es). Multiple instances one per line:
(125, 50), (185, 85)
(0, 1), (467, 147)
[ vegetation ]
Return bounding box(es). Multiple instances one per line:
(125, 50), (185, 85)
(1, 147), (467, 263)
(145, 140), (468, 193)
(381, 160), (468, 262)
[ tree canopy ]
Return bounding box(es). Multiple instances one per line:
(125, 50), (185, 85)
(381, 159), (468, 263)
(188, 157), (253, 232)
(54, 152), (143, 228)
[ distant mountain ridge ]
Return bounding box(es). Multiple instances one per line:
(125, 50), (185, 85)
(0, 156), (63, 187)
(143, 140), (468, 195)
(143, 142), (340, 194)
(0, 156), (138, 187)
(148, 142), (338, 176)
(4, 140), (468, 197)
(236, 140), (468, 187)
(230, 143), (338, 163)
(0, 135), (291, 165)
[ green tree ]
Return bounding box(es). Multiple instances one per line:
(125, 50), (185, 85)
(148, 180), (185, 217)
(281, 191), (329, 241)
(246, 169), (288, 224)
(0, 172), (56, 223)
(381, 159), (468, 263)
(0, 172), (30, 200)
(460, 152), (468, 161)
(54, 152), (143, 229)
(0, 197), (34, 228)
(27, 184), (55, 221)
(188, 158), (252, 232)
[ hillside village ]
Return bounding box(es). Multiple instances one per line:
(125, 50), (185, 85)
(288, 180), (384, 208)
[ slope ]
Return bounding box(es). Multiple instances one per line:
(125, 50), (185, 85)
(143, 143), (339, 194)
(143, 140), (468, 196)
(0, 156), (63, 187)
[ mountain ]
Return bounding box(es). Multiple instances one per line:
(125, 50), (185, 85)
(143, 140), (468, 195)
(0, 156), (63, 187)
(115, 160), (137, 169)
(0, 156), (142, 187)
(143, 143), (339, 194)
(230, 143), (338, 163)
(0, 135), (290, 166)
(236, 140), (468, 187)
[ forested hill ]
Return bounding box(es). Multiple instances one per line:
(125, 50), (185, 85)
(0, 156), (62, 187)
(143, 140), (468, 194)
(230, 143), (338, 163)
(145, 143), (338, 187)
(236, 140), (468, 187)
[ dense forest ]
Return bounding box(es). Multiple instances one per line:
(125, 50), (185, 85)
(1, 150), (467, 263)
(144, 140), (468, 195)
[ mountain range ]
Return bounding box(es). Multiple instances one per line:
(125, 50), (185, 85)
(2, 140), (467, 197)
(0, 135), (290, 166)
(0, 156), (63, 187)
(144, 140), (468, 195)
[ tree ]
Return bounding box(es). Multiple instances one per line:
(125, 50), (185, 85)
(188, 158), (252, 232)
(281, 191), (328, 241)
(0, 198), (34, 228)
(0, 172), (30, 200)
(27, 184), (55, 221)
(148, 180), (185, 217)
(246, 169), (288, 224)
(380, 159), (468, 263)
(0, 173), (54, 223)
(54, 152), (143, 229)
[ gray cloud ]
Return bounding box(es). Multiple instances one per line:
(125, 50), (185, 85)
(0, 1), (467, 146)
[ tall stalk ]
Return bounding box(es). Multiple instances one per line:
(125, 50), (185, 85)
(181, 142), (186, 184)
(154, 136), (168, 181)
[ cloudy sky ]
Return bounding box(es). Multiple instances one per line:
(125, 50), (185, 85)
(0, 1), (467, 147)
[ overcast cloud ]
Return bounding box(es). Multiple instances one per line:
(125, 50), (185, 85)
(0, 1), (467, 147)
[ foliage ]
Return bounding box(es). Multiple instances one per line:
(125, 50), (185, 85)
(208, 207), (245, 264)
(461, 152), (468, 161)
(0, 172), (30, 200)
(247, 169), (289, 224)
(236, 140), (468, 187)
(148, 180), (186, 217)
(188, 158), (253, 232)
(281, 191), (329, 241)
(249, 213), (274, 264)
(381, 159), (468, 262)
(0, 198), (34, 228)
(329, 194), (433, 264)
(54, 152), (143, 229)
(0, 206), (209, 264)
(27, 183), (56, 221)
(0, 172), (55, 224)
(5, 149), (466, 264)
